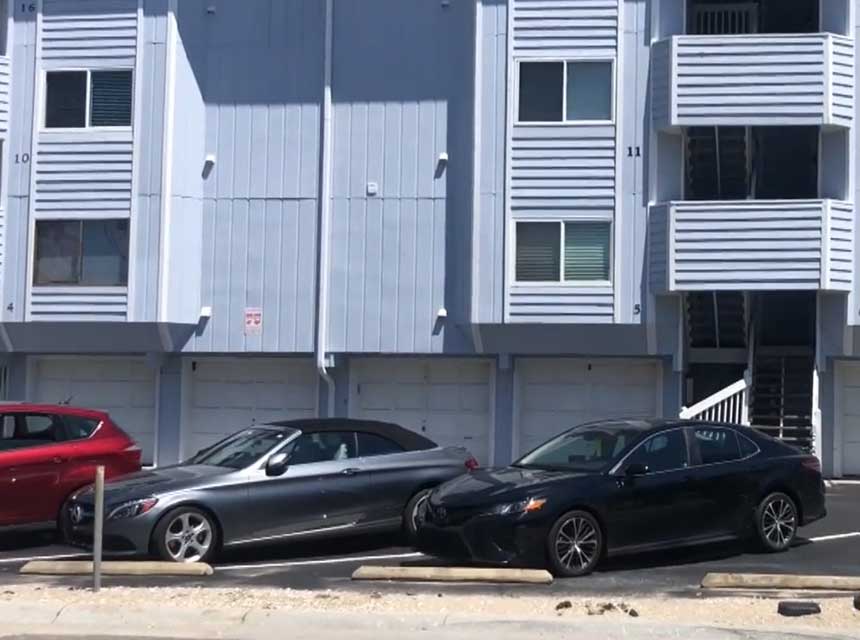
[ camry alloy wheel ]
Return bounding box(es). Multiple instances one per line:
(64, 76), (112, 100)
(761, 497), (797, 549)
(555, 515), (600, 573)
(164, 512), (213, 563)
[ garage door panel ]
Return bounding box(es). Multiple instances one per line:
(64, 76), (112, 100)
(352, 359), (492, 465)
(518, 359), (659, 457)
(842, 388), (860, 418)
(185, 358), (317, 458)
(33, 358), (157, 465)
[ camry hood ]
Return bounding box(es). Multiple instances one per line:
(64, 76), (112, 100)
(72, 465), (232, 505)
(431, 466), (589, 508)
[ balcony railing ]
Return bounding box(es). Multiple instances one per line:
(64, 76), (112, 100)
(0, 56), (8, 135)
(649, 200), (853, 293)
(652, 34), (854, 130)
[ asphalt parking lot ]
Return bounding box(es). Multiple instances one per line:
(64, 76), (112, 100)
(0, 482), (858, 596)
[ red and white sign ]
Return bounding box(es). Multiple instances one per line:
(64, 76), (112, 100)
(244, 308), (263, 336)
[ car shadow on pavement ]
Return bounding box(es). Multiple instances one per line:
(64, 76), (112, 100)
(215, 532), (410, 565)
(0, 530), (61, 553)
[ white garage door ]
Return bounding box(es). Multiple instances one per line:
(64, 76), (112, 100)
(517, 359), (661, 456)
(32, 358), (157, 464)
(351, 359), (492, 465)
(836, 362), (860, 476)
(185, 358), (317, 458)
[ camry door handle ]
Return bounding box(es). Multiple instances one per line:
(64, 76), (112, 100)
(342, 468), (361, 476)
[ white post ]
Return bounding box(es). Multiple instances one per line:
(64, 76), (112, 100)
(93, 465), (105, 593)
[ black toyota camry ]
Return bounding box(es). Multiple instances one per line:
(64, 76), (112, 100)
(416, 419), (826, 577)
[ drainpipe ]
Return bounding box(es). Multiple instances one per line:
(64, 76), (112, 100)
(315, 0), (335, 417)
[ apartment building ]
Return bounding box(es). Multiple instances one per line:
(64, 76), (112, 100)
(0, 0), (858, 477)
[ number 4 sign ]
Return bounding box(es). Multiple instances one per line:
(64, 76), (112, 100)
(244, 308), (262, 336)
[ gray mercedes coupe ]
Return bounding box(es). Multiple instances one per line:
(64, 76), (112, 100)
(62, 419), (479, 563)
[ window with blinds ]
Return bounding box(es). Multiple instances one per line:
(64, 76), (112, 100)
(91, 70), (133, 127)
(45, 69), (133, 129)
(515, 221), (611, 283)
(564, 222), (611, 281)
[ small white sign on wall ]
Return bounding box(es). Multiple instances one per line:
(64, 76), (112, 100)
(244, 308), (263, 336)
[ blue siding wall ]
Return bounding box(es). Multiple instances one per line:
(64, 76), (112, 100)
(505, 0), (619, 323)
(471, 0), (507, 326)
(41, 0), (138, 67)
(326, 0), (475, 354)
(183, 0), (323, 353)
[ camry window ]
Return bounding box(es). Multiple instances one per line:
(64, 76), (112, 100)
(694, 427), (741, 465)
(624, 429), (688, 473)
(190, 428), (294, 469)
(515, 422), (643, 472)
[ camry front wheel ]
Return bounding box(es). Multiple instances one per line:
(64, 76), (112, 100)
(547, 510), (603, 578)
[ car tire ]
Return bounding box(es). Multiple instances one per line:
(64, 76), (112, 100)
(152, 507), (219, 564)
(755, 492), (798, 553)
(403, 489), (432, 540)
(546, 510), (603, 578)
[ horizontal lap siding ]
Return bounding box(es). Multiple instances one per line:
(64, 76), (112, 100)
(829, 202), (854, 290)
(672, 201), (828, 291)
(508, 286), (615, 323)
(674, 35), (828, 126)
(0, 57), (9, 135)
(34, 133), (134, 218)
(831, 36), (855, 128)
(510, 125), (616, 214)
(42, 0), (138, 67)
(512, 0), (618, 58)
(507, 0), (619, 324)
(29, 288), (128, 321)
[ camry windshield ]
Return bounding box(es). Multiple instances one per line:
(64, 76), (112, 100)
(189, 428), (295, 469)
(515, 421), (647, 472)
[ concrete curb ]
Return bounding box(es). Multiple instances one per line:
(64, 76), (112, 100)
(352, 565), (554, 584)
(703, 573), (860, 591)
(20, 560), (214, 577)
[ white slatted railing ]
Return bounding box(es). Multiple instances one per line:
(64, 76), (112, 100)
(680, 375), (751, 424)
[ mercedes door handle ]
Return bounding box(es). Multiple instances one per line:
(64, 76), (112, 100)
(342, 468), (361, 476)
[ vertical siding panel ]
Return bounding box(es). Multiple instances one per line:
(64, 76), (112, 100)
(380, 199), (399, 352)
(346, 201), (366, 350)
(244, 199), (265, 351)
(363, 199), (383, 352)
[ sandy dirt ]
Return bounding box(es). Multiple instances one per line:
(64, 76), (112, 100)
(1, 584), (859, 636)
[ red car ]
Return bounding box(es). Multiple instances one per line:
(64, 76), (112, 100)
(0, 404), (141, 530)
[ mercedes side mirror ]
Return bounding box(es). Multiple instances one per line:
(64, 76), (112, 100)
(266, 452), (289, 477)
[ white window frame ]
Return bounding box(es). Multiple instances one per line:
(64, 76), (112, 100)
(512, 218), (614, 287)
(41, 67), (135, 132)
(514, 57), (617, 126)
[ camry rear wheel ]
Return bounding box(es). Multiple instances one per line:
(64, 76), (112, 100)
(153, 507), (218, 563)
(547, 510), (603, 578)
(756, 492), (798, 552)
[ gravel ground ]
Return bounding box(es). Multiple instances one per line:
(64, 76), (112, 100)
(1, 584), (859, 636)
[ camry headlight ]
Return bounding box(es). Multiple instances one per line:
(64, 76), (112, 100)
(492, 498), (547, 516)
(107, 498), (159, 521)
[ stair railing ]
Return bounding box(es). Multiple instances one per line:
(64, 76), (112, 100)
(680, 373), (752, 425)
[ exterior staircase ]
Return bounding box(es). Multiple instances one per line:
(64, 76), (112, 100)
(750, 351), (815, 450)
(686, 292), (747, 349)
(686, 127), (750, 201)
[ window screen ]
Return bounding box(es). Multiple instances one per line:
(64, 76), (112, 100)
(519, 62), (563, 122)
(564, 222), (611, 281)
(90, 70), (133, 127)
(45, 71), (87, 128)
(566, 62), (613, 121)
(516, 222), (561, 282)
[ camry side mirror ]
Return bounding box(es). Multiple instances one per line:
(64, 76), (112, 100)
(266, 452), (289, 477)
(624, 463), (650, 477)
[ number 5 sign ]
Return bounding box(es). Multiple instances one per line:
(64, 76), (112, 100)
(244, 308), (262, 336)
